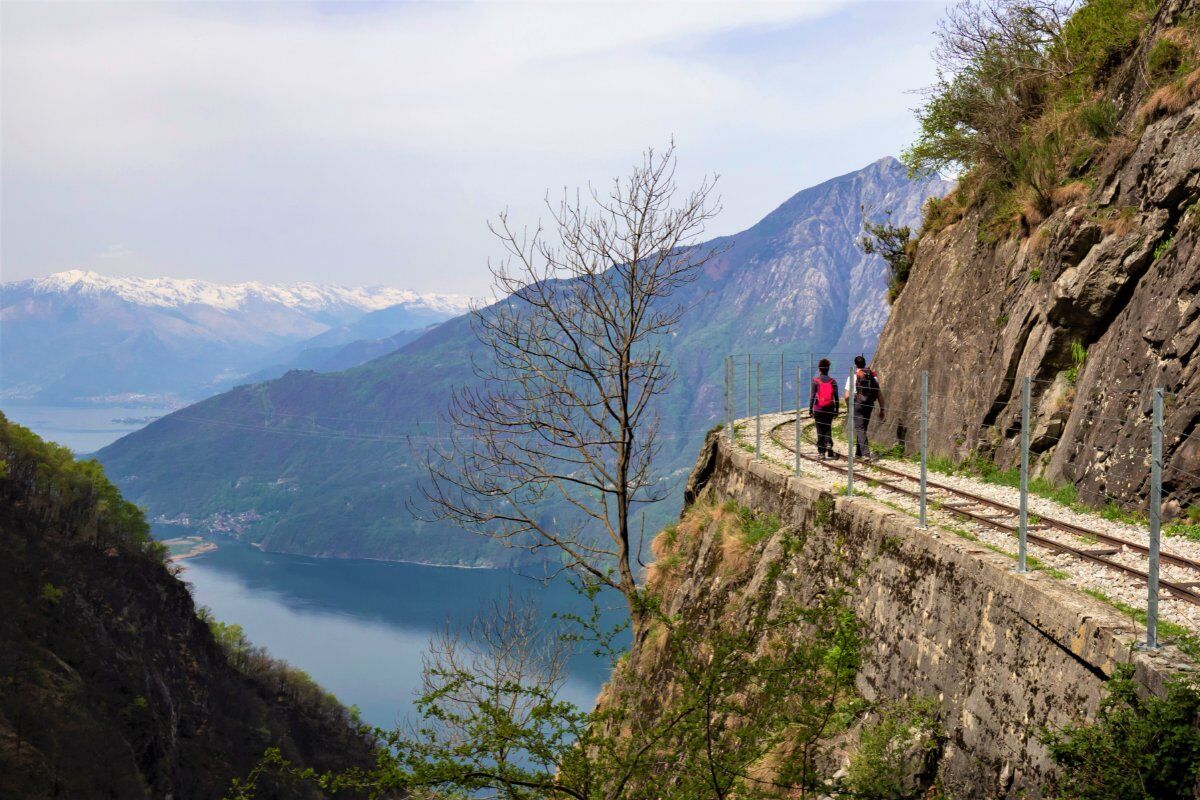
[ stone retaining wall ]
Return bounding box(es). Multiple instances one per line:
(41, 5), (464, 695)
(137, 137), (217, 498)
(685, 432), (1195, 797)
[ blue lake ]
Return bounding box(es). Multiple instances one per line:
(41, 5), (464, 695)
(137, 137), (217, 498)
(179, 537), (620, 729)
(2, 402), (171, 454)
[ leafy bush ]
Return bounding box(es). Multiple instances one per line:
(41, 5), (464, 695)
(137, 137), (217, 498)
(1148, 36), (1186, 80)
(0, 412), (156, 559)
(1042, 664), (1200, 799)
(1065, 339), (1087, 383)
(847, 697), (945, 799)
(904, 0), (1157, 231)
(859, 210), (916, 302)
(1078, 99), (1121, 138)
(1154, 235), (1175, 260)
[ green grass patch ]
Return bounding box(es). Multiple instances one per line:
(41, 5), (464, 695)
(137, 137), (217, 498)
(1083, 588), (1200, 662)
(736, 506), (781, 546)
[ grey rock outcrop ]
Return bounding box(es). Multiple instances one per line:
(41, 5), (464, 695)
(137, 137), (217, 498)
(872, 0), (1200, 512)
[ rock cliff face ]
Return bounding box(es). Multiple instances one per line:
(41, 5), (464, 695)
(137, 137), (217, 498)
(0, 414), (377, 799)
(872, 0), (1200, 514)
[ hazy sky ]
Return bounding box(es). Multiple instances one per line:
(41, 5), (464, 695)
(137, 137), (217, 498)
(2, 0), (946, 295)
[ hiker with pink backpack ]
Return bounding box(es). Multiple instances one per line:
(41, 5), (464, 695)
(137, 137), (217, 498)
(808, 358), (840, 460)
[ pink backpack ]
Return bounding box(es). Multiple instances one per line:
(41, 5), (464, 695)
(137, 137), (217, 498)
(814, 376), (836, 411)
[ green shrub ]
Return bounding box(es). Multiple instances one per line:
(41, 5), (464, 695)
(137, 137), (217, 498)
(859, 210), (916, 303)
(847, 697), (944, 799)
(1042, 664), (1200, 799)
(1154, 235), (1175, 260)
(0, 412), (155, 558)
(905, 0), (1156, 224)
(1148, 37), (1185, 80)
(1065, 340), (1088, 384)
(1079, 99), (1122, 138)
(1030, 267), (1042, 283)
(734, 505), (780, 545)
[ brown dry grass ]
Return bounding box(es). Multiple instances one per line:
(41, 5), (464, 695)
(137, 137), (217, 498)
(1051, 180), (1090, 209)
(719, 527), (752, 577)
(1096, 205), (1141, 236)
(1015, 185), (1047, 229)
(1137, 67), (1200, 125)
(1026, 225), (1053, 257)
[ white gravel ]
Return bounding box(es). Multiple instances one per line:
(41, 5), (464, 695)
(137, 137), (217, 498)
(729, 413), (1200, 640)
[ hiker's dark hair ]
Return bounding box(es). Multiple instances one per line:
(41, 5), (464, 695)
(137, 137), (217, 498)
(854, 355), (866, 368)
(818, 358), (830, 374)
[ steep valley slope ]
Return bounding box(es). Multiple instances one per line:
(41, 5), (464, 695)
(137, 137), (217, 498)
(97, 158), (950, 567)
(0, 414), (377, 799)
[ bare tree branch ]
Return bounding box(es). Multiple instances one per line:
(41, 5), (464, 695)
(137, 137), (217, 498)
(419, 143), (722, 634)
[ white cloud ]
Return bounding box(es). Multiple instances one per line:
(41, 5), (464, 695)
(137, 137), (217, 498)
(1, 0), (946, 291)
(3, 1), (849, 174)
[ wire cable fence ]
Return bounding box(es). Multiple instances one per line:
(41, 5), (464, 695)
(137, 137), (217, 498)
(721, 351), (1200, 652)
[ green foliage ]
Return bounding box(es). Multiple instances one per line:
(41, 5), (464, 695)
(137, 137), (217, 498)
(1154, 235), (1175, 260)
(859, 209), (916, 302)
(847, 697), (945, 800)
(0, 412), (155, 558)
(731, 503), (781, 545)
(1042, 664), (1200, 799)
(1030, 267), (1042, 283)
(1078, 99), (1121, 138)
(1165, 506), (1200, 541)
(904, 0), (1155, 227)
(814, 495), (835, 527)
(39, 582), (65, 605)
(1054, 0), (1155, 82)
(1064, 339), (1088, 384)
(200, 606), (364, 733)
(1148, 36), (1186, 80)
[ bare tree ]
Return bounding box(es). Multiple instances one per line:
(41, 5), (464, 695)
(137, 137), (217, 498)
(421, 144), (720, 635)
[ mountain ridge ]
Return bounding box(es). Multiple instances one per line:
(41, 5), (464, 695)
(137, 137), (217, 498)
(1, 270), (473, 405)
(97, 157), (951, 567)
(11, 269), (473, 315)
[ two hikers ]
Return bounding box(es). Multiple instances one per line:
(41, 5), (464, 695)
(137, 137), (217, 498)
(807, 355), (885, 461)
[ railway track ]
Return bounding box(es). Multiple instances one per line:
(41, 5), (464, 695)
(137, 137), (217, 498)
(765, 415), (1200, 609)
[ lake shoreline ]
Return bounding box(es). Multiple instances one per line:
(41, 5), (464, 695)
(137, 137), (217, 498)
(164, 536), (219, 561)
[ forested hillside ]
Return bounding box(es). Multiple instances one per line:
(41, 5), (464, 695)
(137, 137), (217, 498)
(97, 158), (950, 567)
(0, 414), (377, 799)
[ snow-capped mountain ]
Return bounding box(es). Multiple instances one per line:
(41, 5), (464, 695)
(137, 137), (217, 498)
(21, 270), (471, 316)
(1, 270), (472, 405)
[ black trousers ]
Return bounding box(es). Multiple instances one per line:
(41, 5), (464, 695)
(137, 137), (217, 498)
(853, 402), (874, 457)
(814, 410), (836, 455)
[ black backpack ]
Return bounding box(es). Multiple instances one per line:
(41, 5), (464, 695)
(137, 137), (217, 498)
(855, 369), (879, 404)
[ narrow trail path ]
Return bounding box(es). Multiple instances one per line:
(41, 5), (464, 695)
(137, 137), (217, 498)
(728, 412), (1200, 642)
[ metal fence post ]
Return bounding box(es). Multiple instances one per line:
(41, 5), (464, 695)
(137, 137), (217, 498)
(745, 354), (751, 420)
(920, 371), (928, 529)
(755, 363), (762, 459)
(725, 356), (733, 448)
(779, 352), (785, 414)
(1017, 376), (1030, 573)
(795, 365), (802, 476)
(808, 352), (814, 388)
(846, 371), (855, 495)
(1144, 387), (1164, 650)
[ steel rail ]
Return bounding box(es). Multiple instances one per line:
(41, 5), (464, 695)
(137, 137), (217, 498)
(764, 416), (1200, 608)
